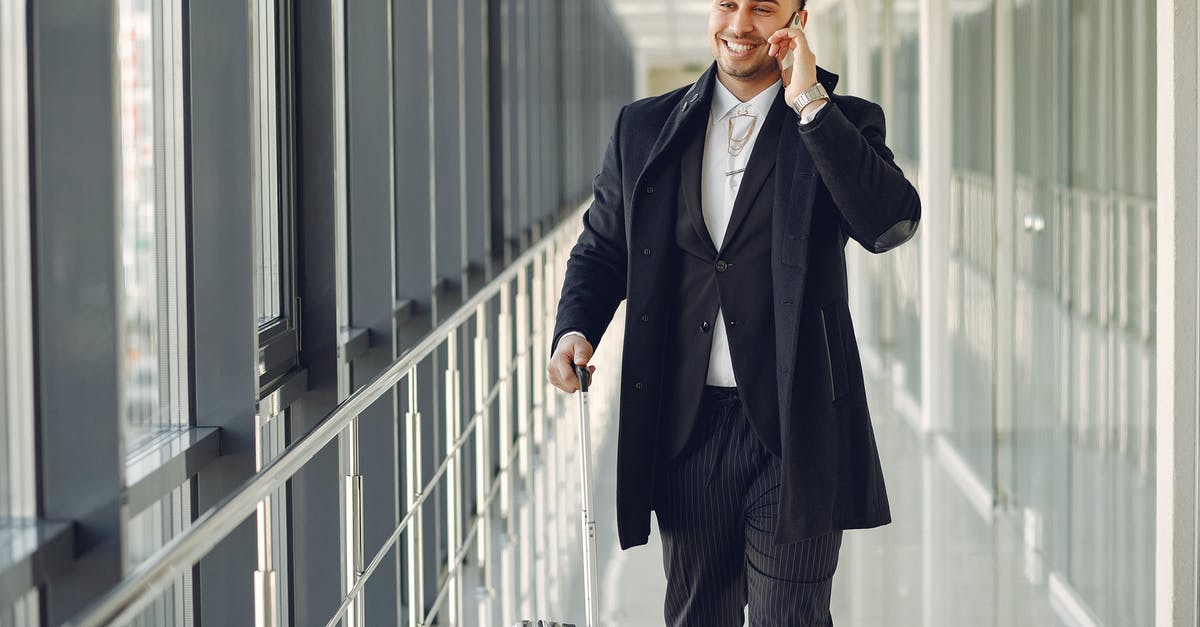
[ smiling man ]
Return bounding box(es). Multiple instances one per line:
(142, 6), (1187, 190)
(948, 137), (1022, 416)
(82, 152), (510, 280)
(548, 0), (921, 624)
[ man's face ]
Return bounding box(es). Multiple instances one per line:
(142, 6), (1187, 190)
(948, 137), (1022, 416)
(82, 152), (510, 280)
(709, 1), (801, 84)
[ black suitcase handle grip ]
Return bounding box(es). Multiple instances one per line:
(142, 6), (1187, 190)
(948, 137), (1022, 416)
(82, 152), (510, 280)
(573, 364), (591, 393)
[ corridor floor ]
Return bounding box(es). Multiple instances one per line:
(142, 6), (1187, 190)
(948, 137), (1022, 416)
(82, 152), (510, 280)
(557, 309), (1071, 626)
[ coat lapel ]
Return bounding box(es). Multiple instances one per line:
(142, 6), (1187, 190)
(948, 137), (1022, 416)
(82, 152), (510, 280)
(717, 92), (786, 252)
(678, 121), (715, 254)
(642, 65), (717, 180)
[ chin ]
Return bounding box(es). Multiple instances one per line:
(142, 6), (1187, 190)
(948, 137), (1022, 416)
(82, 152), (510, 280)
(718, 58), (773, 80)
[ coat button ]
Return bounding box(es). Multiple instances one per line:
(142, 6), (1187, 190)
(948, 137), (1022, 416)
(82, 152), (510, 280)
(643, 248), (651, 256)
(701, 321), (711, 333)
(646, 186), (656, 194)
(728, 319), (737, 326)
(634, 381), (643, 390)
(715, 260), (729, 272)
(640, 314), (649, 322)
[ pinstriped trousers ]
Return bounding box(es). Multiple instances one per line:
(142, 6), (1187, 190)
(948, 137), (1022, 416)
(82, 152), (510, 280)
(653, 387), (842, 627)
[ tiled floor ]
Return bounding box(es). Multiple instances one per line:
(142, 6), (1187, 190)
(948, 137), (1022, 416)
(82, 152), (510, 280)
(548, 308), (1070, 626)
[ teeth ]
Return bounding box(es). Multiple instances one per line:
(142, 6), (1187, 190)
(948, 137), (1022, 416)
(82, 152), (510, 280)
(726, 41), (754, 53)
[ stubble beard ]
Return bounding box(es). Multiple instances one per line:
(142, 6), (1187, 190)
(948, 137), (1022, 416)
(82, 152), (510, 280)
(715, 52), (776, 84)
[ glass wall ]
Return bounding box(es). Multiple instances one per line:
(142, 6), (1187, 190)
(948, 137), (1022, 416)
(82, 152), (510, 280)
(946, 0), (996, 489)
(832, 0), (923, 419)
(2, 2), (39, 623)
(0, 0), (33, 526)
(831, 0), (1157, 623)
(889, 0), (922, 410)
(117, 0), (190, 448)
(1007, 0), (1155, 623)
(1059, 0), (1156, 621)
(116, 2), (194, 625)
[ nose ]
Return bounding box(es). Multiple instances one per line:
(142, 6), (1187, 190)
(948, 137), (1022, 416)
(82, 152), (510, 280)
(728, 7), (754, 35)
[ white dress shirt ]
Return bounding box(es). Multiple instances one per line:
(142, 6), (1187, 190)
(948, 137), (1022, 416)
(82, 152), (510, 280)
(700, 78), (781, 386)
(558, 81), (827, 384)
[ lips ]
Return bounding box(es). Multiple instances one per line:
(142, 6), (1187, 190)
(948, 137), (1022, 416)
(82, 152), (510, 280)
(721, 38), (764, 58)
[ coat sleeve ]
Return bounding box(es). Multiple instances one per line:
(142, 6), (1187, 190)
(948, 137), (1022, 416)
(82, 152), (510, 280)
(550, 106), (630, 356)
(797, 97), (921, 254)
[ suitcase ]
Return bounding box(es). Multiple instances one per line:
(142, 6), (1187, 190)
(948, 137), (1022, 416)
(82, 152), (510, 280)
(519, 365), (600, 627)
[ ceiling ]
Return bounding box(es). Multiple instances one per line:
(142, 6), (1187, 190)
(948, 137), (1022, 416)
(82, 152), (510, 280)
(608, 0), (717, 65)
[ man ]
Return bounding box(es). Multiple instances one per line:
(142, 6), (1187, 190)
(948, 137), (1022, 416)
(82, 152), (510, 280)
(547, 0), (920, 624)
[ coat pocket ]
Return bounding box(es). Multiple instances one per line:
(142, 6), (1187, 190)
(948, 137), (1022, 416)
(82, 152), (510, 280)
(819, 304), (851, 401)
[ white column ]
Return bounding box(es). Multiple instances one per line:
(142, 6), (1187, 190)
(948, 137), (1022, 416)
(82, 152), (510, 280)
(991, 0), (1015, 507)
(1156, 0), (1199, 625)
(918, 0), (950, 433)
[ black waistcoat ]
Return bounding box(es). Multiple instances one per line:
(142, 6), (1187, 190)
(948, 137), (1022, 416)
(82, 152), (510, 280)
(660, 97), (785, 459)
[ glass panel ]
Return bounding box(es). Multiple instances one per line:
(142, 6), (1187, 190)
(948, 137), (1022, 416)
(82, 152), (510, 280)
(1061, 0), (1155, 622)
(889, 0), (921, 406)
(253, 0), (288, 327)
(122, 481), (193, 627)
(1010, 0), (1072, 587)
(0, 589), (39, 627)
(1008, 0), (1156, 623)
(946, 0), (995, 488)
(1, 0), (34, 524)
(117, 0), (189, 447)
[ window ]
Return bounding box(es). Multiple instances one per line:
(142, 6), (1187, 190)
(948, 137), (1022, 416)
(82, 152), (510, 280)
(116, 1), (193, 624)
(1, 1), (40, 623)
(1, 0), (35, 523)
(253, 0), (299, 390)
(117, 0), (190, 448)
(251, 3), (297, 623)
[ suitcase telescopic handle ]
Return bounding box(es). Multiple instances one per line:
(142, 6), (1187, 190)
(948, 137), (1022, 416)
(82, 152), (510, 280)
(571, 363), (599, 626)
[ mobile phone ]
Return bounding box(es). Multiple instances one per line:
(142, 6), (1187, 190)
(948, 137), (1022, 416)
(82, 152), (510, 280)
(780, 11), (803, 74)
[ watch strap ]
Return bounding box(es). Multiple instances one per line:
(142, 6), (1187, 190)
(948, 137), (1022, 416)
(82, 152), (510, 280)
(791, 82), (830, 116)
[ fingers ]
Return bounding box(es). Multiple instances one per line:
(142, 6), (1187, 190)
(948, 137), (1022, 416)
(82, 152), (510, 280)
(548, 352), (580, 393)
(546, 336), (596, 393)
(767, 29), (801, 58)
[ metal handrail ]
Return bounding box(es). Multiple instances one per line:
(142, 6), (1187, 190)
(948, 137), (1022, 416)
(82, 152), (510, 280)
(65, 208), (584, 627)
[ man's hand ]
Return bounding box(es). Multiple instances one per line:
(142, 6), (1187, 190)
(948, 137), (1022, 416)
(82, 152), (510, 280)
(767, 19), (822, 116)
(547, 334), (597, 393)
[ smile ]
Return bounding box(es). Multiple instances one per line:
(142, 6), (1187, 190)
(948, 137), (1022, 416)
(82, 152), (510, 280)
(723, 40), (761, 55)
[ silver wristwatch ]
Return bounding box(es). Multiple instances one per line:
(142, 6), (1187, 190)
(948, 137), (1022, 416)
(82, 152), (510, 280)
(791, 82), (830, 117)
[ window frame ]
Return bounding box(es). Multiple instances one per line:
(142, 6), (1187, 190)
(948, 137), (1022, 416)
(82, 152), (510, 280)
(253, 0), (301, 396)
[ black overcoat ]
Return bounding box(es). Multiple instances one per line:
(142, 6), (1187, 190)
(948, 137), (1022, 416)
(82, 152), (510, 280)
(552, 64), (921, 549)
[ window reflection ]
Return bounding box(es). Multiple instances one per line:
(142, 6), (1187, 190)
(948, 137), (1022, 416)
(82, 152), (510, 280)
(1, 0), (34, 525)
(116, 2), (193, 626)
(117, 0), (188, 447)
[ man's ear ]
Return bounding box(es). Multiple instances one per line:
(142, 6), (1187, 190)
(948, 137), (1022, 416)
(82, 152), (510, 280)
(798, 9), (809, 28)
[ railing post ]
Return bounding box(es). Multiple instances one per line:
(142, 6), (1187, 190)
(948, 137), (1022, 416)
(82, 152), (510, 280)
(473, 304), (494, 625)
(497, 281), (515, 626)
(342, 413), (365, 627)
(516, 268), (535, 617)
(405, 370), (425, 627)
(445, 332), (464, 625)
(253, 406), (280, 627)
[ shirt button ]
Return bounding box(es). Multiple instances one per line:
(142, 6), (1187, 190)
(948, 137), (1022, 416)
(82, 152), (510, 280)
(701, 321), (711, 333)
(715, 260), (729, 272)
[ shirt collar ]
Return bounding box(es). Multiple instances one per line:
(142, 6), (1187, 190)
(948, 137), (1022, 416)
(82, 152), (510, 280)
(710, 78), (782, 126)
